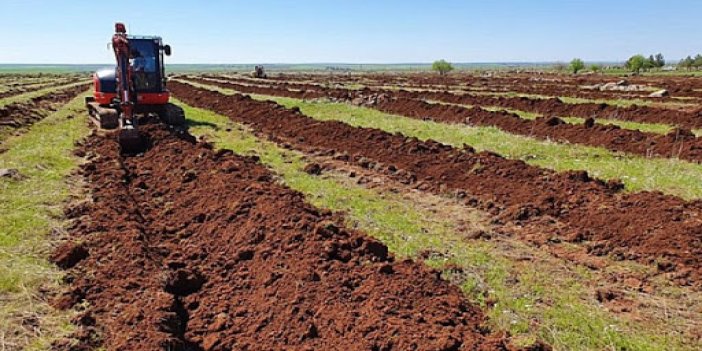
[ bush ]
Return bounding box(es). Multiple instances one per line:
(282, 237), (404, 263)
(569, 58), (585, 74)
(590, 64), (602, 73)
(432, 60), (454, 75)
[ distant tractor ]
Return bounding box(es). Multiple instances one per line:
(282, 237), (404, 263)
(252, 65), (267, 79)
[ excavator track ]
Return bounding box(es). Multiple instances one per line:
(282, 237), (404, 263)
(86, 97), (119, 129)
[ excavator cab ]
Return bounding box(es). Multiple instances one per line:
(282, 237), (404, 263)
(86, 24), (184, 153)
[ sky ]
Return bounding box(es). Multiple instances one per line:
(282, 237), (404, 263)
(1, 0), (700, 64)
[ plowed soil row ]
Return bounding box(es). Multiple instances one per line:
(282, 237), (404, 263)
(400, 89), (702, 128)
(170, 81), (702, 287)
(51, 123), (521, 350)
(0, 78), (84, 99)
(186, 78), (702, 163)
(266, 73), (702, 100)
(205, 75), (702, 128)
(0, 83), (90, 135)
(212, 76), (702, 125)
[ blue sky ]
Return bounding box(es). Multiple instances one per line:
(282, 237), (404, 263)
(1, 0), (700, 64)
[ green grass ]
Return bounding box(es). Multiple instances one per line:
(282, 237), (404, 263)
(0, 92), (90, 350)
(177, 99), (698, 350)
(178, 80), (702, 200)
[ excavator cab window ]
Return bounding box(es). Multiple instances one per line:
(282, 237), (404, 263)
(129, 39), (161, 91)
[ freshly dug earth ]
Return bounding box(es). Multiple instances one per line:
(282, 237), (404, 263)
(261, 72), (702, 101)
(53, 123), (522, 350)
(368, 97), (702, 163)
(0, 83), (90, 138)
(170, 81), (702, 286)
(0, 77), (85, 99)
(188, 78), (702, 163)
(397, 89), (702, 130)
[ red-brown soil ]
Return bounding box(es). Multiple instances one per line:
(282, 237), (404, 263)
(170, 81), (702, 287)
(264, 72), (702, 100)
(0, 78), (85, 99)
(369, 97), (702, 162)
(204, 74), (702, 129)
(52, 123), (526, 350)
(0, 83), (89, 136)
(397, 89), (702, 129)
(185, 77), (702, 163)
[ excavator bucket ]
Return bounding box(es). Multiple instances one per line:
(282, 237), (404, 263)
(118, 126), (145, 154)
(158, 103), (186, 126)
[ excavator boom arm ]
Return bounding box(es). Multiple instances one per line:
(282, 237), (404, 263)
(112, 22), (133, 124)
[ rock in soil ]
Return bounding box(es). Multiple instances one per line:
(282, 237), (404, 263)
(0, 168), (27, 181)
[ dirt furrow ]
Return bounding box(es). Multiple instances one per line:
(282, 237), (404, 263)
(51, 123), (522, 350)
(170, 81), (702, 287)
(0, 83), (90, 140)
(264, 73), (702, 101)
(397, 89), (702, 128)
(186, 77), (702, 163)
(204, 75), (702, 129)
(0, 77), (85, 99)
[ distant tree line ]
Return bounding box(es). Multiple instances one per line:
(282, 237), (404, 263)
(563, 54), (671, 75)
(431, 54), (702, 75)
(678, 54), (702, 71)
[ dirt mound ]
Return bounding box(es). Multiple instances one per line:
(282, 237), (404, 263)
(171, 81), (702, 286)
(54, 124), (519, 350)
(50, 241), (89, 269)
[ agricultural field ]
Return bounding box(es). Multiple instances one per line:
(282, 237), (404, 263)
(2, 69), (702, 351)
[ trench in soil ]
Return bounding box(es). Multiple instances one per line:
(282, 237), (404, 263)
(177, 99), (702, 349)
(53, 122), (522, 350)
(169, 81), (702, 287)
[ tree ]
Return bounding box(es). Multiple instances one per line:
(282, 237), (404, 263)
(625, 54), (647, 74)
(590, 64), (602, 73)
(679, 56), (694, 71)
(569, 58), (585, 74)
(654, 53), (665, 68)
(695, 54), (702, 70)
(432, 60), (454, 75)
(644, 55), (656, 71)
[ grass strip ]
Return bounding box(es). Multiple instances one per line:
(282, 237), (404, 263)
(0, 92), (90, 350)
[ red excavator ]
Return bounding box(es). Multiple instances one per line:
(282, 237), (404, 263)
(86, 22), (185, 152)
